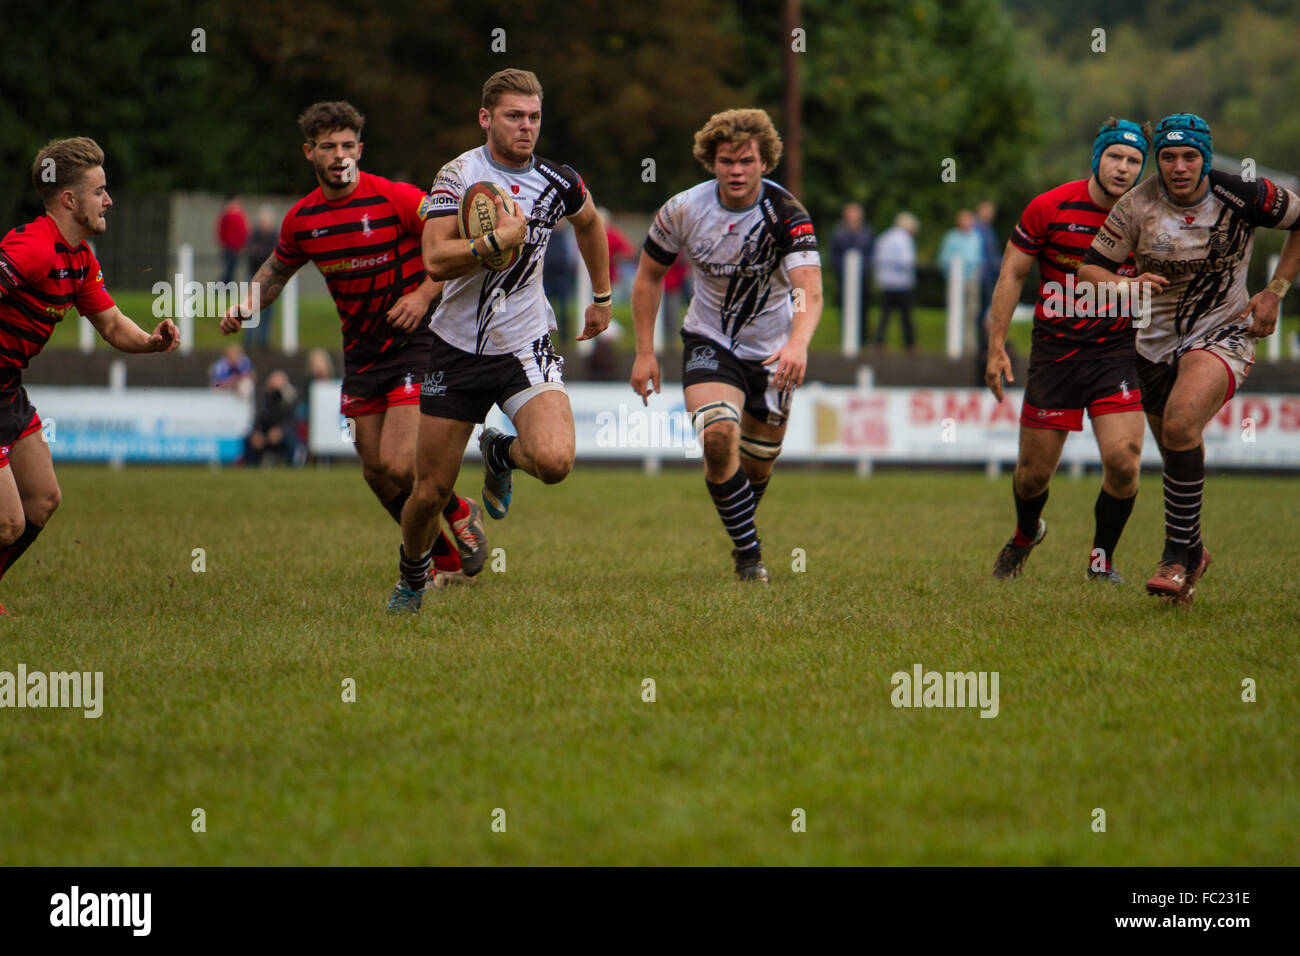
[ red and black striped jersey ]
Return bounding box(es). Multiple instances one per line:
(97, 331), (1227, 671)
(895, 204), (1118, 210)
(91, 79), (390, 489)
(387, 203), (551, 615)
(275, 172), (434, 376)
(0, 215), (115, 387)
(1009, 178), (1138, 362)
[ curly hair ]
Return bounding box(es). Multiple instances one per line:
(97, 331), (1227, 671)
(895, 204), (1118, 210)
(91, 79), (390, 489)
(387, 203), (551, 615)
(298, 101), (366, 143)
(691, 109), (783, 172)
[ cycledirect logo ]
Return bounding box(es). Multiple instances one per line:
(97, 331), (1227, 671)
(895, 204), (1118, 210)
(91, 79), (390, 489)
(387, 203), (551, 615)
(320, 252), (392, 275)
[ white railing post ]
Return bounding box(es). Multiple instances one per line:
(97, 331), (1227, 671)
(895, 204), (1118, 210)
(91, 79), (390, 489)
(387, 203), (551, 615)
(946, 257), (964, 359)
(654, 295), (667, 353)
(282, 273), (299, 355)
(574, 263), (594, 356)
(79, 315), (95, 353)
(842, 249), (862, 357)
(178, 243), (195, 355)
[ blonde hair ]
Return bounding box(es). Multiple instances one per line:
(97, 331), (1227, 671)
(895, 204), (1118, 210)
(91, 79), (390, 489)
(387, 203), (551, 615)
(482, 69), (543, 111)
(32, 137), (104, 204)
(692, 109), (783, 172)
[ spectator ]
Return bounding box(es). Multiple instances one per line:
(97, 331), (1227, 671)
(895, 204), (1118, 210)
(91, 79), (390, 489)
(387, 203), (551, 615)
(543, 219), (577, 341)
(243, 369), (301, 467)
(937, 209), (987, 365)
(297, 348), (336, 453)
(210, 343), (255, 398)
(660, 250), (692, 353)
(243, 205), (278, 351)
(831, 202), (875, 344)
(601, 207), (635, 303)
(216, 194), (249, 285)
(872, 212), (919, 352)
(975, 199), (1002, 340)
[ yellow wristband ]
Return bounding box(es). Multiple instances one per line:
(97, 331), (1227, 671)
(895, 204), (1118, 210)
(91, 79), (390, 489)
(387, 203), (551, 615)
(1266, 277), (1292, 297)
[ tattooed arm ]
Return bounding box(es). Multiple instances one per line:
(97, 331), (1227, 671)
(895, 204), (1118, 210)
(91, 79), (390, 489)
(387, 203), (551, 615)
(220, 253), (301, 335)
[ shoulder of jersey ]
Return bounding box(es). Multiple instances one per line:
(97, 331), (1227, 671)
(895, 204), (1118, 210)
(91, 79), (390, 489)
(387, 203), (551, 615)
(438, 149), (483, 183)
(286, 187), (325, 218)
(533, 155), (583, 190)
(1207, 168), (1267, 211)
(1030, 179), (1086, 208)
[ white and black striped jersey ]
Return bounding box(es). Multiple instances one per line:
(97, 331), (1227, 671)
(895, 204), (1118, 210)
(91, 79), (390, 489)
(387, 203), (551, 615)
(1085, 170), (1300, 364)
(644, 179), (821, 361)
(419, 145), (588, 355)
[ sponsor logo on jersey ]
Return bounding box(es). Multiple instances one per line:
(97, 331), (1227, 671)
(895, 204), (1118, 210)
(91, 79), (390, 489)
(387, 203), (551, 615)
(421, 370), (448, 396)
(685, 344), (720, 372)
(790, 223), (814, 237)
(417, 194), (437, 220)
(312, 228), (327, 238)
(320, 252), (393, 275)
(95, 269), (104, 283)
(1151, 232), (1175, 254)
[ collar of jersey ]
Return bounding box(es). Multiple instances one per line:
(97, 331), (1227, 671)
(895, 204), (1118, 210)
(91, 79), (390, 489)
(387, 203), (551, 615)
(482, 145), (534, 175)
(713, 183), (762, 214)
(1157, 174), (1209, 210)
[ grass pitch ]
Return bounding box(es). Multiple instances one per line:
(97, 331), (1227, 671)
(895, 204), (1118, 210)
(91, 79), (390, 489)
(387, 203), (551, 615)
(0, 464), (1295, 865)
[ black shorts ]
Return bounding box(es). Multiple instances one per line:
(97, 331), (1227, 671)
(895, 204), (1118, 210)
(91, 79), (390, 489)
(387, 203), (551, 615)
(419, 332), (566, 424)
(0, 384), (41, 467)
(1020, 355), (1143, 431)
(1136, 355), (1178, 418)
(680, 332), (791, 427)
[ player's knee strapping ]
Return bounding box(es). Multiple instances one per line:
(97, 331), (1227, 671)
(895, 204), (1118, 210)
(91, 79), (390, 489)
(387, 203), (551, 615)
(739, 433), (782, 461)
(691, 400), (740, 438)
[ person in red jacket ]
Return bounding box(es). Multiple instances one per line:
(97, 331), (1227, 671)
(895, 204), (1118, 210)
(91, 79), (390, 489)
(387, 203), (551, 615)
(0, 137), (179, 613)
(216, 195), (249, 285)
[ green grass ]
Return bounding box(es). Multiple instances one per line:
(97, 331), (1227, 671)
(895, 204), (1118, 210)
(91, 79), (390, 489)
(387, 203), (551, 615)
(47, 290), (1023, 357)
(1, 465), (1296, 865)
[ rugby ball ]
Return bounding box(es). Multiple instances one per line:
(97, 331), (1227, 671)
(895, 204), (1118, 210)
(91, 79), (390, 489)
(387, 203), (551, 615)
(459, 181), (521, 271)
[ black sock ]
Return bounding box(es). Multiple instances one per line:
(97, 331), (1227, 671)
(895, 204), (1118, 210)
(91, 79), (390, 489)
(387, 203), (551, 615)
(0, 521), (42, 582)
(485, 432), (516, 474)
(706, 467), (760, 556)
(1092, 489), (1136, 570)
(399, 545), (431, 591)
(1163, 447), (1204, 568)
(430, 533), (451, 557)
(750, 477), (770, 510)
(1013, 488), (1048, 543)
(442, 493), (466, 519)
(383, 490), (410, 525)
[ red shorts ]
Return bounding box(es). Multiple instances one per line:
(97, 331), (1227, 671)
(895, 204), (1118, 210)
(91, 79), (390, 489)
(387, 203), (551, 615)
(340, 370), (422, 418)
(1021, 355), (1143, 431)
